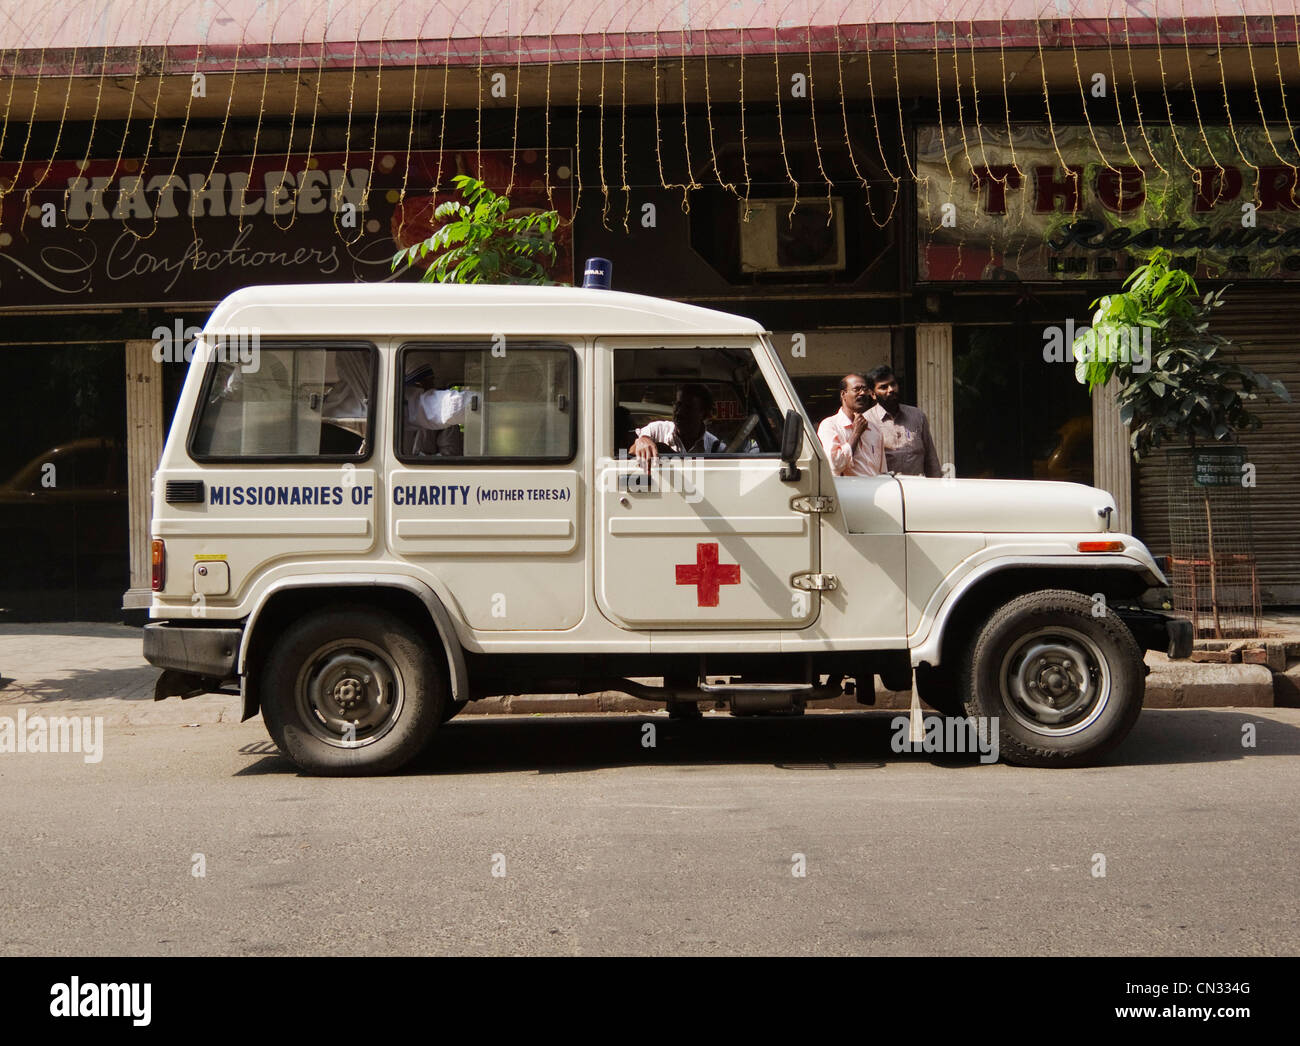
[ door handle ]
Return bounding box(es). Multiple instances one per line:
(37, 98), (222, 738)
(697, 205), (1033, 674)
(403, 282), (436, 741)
(617, 471), (656, 494)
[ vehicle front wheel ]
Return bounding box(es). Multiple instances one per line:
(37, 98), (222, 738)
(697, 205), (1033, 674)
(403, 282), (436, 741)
(961, 589), (1145, 768)
(260, 606), (445, 775)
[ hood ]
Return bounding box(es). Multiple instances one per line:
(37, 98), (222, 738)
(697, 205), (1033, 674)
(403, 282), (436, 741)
(897, 477), (1115, 533)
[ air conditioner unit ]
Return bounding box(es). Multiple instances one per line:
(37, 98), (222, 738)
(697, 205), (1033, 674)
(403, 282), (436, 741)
(739, 197), (846, 274)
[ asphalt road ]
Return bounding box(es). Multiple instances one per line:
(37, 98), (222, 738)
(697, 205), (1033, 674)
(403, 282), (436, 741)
(2, 708), (1298, 956)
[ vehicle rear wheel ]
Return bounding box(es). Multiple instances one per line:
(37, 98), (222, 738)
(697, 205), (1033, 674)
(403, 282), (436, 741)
(961, 589), (1145, 767)
(260, 606), (445, 775)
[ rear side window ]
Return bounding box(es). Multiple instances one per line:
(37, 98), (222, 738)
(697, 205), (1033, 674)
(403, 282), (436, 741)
(189, 343), (375, 461)
(397, 342), (576, 463)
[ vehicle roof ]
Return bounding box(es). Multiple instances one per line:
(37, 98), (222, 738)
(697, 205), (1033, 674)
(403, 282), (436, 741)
(203, 283), (767, 339)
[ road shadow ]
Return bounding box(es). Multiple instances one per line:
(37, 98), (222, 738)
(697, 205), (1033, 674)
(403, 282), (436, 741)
(1115, 708), (1295, 766)
(0, 664), (157, 704)
(0, 622), (141, 640)
(232, 707), (1300, 777)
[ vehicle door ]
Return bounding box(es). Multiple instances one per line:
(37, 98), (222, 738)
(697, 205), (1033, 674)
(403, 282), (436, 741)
(386, 339), (585, 631)
(161, 340), (380, 609)
(594, 338), (821, 629)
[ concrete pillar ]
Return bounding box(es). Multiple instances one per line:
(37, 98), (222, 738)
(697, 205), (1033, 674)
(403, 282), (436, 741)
(122, 339), (164, 610)
(1091, 376), (1133, 533)
(915, 323), (954, 474)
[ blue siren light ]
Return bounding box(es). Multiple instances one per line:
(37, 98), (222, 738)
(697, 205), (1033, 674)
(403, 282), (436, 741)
(582, 257), (612, 289)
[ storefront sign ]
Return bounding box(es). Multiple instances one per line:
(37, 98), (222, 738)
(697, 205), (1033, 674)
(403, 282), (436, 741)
(917, 125), (1300, 281)
(0, 150), (572, 307)
(1193, 447), (1249, 487)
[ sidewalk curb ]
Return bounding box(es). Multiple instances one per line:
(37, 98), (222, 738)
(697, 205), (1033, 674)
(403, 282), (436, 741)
(0, 630), (1281, 724)
(461, 655), (1276, 715)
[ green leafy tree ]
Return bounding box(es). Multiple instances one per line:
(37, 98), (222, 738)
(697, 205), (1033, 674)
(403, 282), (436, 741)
(391, 174), (560, 284)
(1073, 248), (1290, 460)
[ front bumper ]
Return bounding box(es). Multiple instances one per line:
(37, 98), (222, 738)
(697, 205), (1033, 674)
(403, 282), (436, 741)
(1115, 607), (1194, 659)
(143, 621), (242, 678)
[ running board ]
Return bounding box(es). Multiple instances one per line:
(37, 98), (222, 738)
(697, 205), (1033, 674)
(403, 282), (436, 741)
(606, 676), (844, 704)
(698, 680), (815, 694)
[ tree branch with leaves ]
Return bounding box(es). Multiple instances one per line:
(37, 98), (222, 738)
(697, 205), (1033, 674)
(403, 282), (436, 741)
(391, 174), (561, 285)
(1073, 248), (1290, 460)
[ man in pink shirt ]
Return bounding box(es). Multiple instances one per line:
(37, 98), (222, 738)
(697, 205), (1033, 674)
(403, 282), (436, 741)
(816, 372), (886, 476)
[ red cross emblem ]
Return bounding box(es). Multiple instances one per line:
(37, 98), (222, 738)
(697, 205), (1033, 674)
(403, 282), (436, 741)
(675, 542), (741, 607)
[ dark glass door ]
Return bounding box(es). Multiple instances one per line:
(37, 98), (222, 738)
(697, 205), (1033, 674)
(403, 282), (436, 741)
(0, 343), (128, 620)
(952, 322), (1094, 483)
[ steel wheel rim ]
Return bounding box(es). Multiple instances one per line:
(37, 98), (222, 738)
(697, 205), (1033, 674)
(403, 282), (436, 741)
(997, 626), (1110, 737)
(294, 639), (404, 748)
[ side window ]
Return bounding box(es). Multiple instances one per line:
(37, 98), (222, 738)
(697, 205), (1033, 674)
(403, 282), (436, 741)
(398, 342), (575, 462)
(190, 343), (374, 460)
(614, 346), (783, 455)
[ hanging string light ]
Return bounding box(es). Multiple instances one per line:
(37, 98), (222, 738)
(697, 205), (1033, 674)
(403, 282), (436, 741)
(833, 24), (878, 223)
(771, 23), (801, 215)
(701, 25), (737, 200)
(677, 22), (701, 210)
(7, 46), (48, 231)
(1067, 10), (1121, 173)
(505, 9), (525, 197)
(931, 20), (955, 185)
(736, 15), (753, 219)
(191, 34), (242, 248)
(802, 22), (836, 216)
(5, 3), (1300, 251)
(1151, 0), (1203, 179)
(22, 45), (79, 232)
(1120, 0), (1170, 178)
(862, 24), (903, 228)
(1102, 0), (1145, 172)
(392, 5), (435, 248)
(618, 16), (630, 232)
(1174, 0), (1229, 186)
(1260, 0), (1300, 170)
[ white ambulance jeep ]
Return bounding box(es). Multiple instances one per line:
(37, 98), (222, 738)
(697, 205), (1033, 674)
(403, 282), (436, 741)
(144, 283), (1192, 775)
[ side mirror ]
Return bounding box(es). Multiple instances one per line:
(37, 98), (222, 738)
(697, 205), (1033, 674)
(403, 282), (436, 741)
(779, 409), (802, 481)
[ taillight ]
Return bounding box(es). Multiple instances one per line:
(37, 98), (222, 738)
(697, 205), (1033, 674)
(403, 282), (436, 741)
(1077, 540), (1125, 553)
(151, 540), (166, 590)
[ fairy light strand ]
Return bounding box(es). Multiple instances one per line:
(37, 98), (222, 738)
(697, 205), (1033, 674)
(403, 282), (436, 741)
(862, 23), (903, 229)
(802, 21), (835, 218)
(13, 47), (52, 235)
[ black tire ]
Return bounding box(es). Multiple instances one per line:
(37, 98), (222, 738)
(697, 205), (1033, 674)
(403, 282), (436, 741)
(914, 662), (966, 717)
(961, 589), (1145, 768)
(260, 605), (446, 775)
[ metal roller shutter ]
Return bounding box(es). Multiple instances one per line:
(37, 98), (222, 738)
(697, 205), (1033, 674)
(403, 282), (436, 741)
(1135, 288), (1300, 604)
